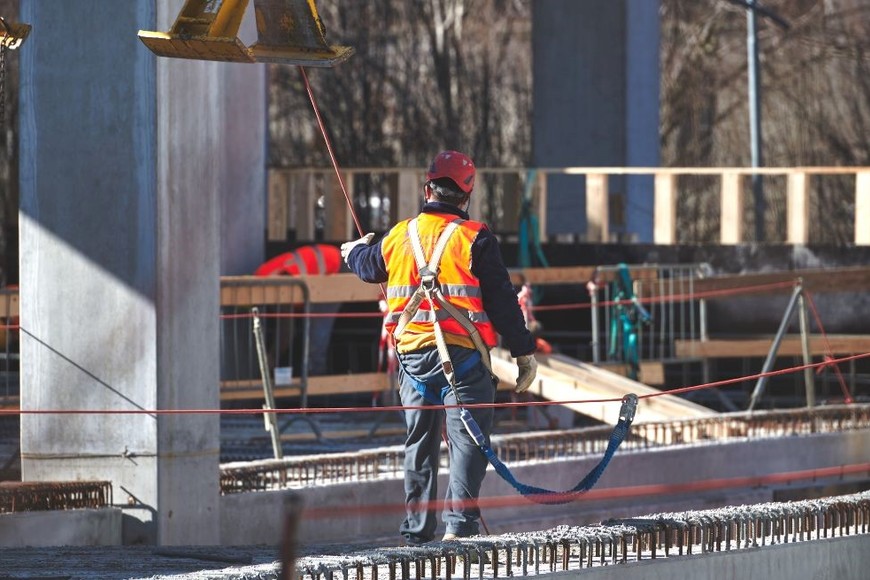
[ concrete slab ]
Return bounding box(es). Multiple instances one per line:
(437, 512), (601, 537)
(0, 508), (122, 547)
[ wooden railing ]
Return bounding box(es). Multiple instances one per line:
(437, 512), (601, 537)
(267, 166), (870, 245)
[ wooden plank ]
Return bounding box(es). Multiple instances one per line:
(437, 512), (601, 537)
(787, 172), (810, 244)
(507, 265), (660, 287)
(585, 173), (609, 242)
(597, 361), (665, 385)
(536, 171), (548, 240)
(654, 173), (677, 245)
(267, 171), (289, 241)
(857, 171), (870, 246)
(692, 266), (870, 296)
(397, 170), (423, 222)
(720, 172), (744, 244)
(321, 171), (351, 241)
(0, 293), (19, 318)
(220, 372), (390, 401)
(674, 335), (870, 358)
(220, 274), (382, 305)
(490, 349), (714, 434)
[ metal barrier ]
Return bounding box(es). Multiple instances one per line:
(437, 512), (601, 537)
(0, 287), (19, 408)
(588, 263), (712, 372)
(220, 277), (311, 406)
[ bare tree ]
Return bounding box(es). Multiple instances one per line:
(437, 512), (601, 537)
(660, 0), (870, 243)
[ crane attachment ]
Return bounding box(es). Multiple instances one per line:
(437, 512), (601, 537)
(0, 17), (31, 50)
(137, 0), (353, 67)
(138, 0), (254, 63)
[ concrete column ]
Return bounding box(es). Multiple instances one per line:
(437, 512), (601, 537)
(533, 0), (659, 241)
(19, 0), (265, 545)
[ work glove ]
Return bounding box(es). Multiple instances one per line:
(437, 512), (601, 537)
(340, 232), (375, 264)
(515, 354), (538, 393)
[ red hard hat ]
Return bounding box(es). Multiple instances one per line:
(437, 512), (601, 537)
(426, 150), (475, 194)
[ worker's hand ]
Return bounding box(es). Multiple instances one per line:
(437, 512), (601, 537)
(340, 233), (375, 264)
(515, 354), (538, 393)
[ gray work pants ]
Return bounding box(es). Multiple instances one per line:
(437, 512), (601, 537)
(397, 345), (495, 545)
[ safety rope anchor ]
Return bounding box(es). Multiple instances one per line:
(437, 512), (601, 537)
(619, 393), (638, 424)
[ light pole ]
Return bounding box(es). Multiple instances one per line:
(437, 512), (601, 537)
(724, 0), (789, 243)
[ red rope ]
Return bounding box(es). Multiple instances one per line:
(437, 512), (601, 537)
(804, 291), (854, 403)
(298, 66), (387, 301)
(298, 66), (363, 238)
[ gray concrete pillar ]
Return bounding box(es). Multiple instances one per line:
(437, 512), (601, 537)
(533, 0), (659, 242)
(18, 0), (265, 544)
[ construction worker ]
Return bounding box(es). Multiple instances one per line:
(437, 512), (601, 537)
(341, 150), (537, 545)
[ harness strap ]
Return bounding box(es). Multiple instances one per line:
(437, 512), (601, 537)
(479, 394), (637, 504)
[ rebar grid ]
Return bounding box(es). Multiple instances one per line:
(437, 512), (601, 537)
(219, 403), (870, 493)
(294, 492), (870, 580)
(0, 480), (112, 513)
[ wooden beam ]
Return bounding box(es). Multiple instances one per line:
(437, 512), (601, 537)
(720, 172), (744, 244)
(220, 372), (390, 401)
(654, 173), (677, 245)
(220, 274), (382, 305)
(674, 335), (870, 359)
(586, 173), (609, 242)
(787, 172), (810, 244)
(857, 171), (870, 246)
(692, 267), (870, 296)
(267, 171), (289, 241)
(597, 361), (665, 385)
(397, 170), (423, 222)
(536, 171), (548, 240)
(490, 350), (714, 431)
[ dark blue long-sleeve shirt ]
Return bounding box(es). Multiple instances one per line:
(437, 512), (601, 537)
(346, 202), (535, 357)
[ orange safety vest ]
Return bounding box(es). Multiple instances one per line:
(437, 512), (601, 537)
(381, 212), (498, 354)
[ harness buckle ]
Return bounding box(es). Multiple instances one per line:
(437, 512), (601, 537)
(619, 393), (638, 424)
(419, 266), (438, 291)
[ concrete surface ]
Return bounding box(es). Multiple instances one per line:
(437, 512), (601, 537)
(0, 508), (122, 547)
(0, 522), (867, 579)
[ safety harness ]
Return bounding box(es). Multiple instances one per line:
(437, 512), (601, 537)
(393, 217), (638, 504)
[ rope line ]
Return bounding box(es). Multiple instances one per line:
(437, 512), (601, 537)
(804, 290), (854, 403)
(3, 350), (867, 416)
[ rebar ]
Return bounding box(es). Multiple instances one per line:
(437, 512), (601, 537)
(0, 480), (112, 513)
(295, 493), (870, 579)
(220, 404), (870, 493)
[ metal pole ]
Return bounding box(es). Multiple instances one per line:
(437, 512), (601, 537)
(253, 307), (284, 460)
(747, 0), (765, 243)
(797, 280), (816, 408)
(747, 283), (802, 411)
